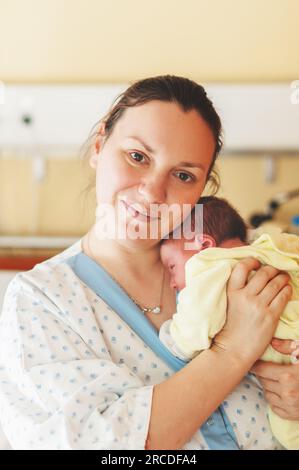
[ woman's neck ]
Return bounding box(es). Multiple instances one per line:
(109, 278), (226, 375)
(82, 225), (176, 331)
(82, 224), (162, 278)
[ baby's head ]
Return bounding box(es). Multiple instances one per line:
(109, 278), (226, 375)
(161, 196), (248, 291)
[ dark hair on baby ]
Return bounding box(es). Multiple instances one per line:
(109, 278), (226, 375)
(197, 196), (248, 245)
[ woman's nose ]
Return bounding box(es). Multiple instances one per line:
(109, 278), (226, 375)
(137, 174), (167, 205)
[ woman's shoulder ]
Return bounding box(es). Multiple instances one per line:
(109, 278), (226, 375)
(35, 237), (83, 271)
(2, 238), (84, 310)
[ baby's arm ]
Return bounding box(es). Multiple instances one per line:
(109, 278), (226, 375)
(169, 257), (232, 359)
(159, 320), (193, 361)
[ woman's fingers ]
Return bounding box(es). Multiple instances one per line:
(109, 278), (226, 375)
(225, 259), (292, 366)
(259, 377), (281, 397)
(271, 338), (296, 355)
(245, 265), (281, 296)
(270, 406), (292, 420)
(264, 390), (282, 408)
(268, 398), (299, 420)
(258, 273), (290, 306)
(251, 360), (287, 381)
(227, 257), (261, 291)
(269, 284), (292, 316)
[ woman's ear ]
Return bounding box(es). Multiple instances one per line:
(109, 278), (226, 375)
(194, 233), (216, 251)
(89, 122), (106, 169)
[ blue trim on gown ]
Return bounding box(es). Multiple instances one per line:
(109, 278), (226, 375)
(66, 252), (240, 450)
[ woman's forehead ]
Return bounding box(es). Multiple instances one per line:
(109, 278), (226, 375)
(114, 101), (215, 164)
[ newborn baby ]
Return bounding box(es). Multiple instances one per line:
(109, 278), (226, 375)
(159, 196), (299, 450)
(160, 196), (247, 294)
(159, 196), (248, 359)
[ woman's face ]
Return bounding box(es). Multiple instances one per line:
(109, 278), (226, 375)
(90, 100), (216, 246)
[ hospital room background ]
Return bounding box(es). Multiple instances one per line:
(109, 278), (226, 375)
(0, 0), (299, 309)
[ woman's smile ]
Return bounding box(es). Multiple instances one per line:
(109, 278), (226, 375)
(120, 198), (160, 222)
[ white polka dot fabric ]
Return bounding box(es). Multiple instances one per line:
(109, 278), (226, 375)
(0, 241), (283, 449)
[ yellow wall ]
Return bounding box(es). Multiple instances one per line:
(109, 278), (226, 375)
(0, 153), (95, 236)
(0, 0), (299, 236)
(1, 0), (299, 83)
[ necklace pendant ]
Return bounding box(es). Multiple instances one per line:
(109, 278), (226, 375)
(152, 306), (161, 314)
(151, 306), (161, 314)
(142, 306), (161, 314)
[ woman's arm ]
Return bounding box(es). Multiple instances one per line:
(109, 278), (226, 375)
(146, 258), (292, 450)
(146, 346), (250, 450)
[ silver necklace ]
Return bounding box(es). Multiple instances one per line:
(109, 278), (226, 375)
(86, 231), (165, 314)
(122, 269), (165, 314)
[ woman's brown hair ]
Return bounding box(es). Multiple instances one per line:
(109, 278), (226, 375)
(81, 75), (222, 195)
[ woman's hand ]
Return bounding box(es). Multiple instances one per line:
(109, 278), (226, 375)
(251, 339), (299, 420)
(213, 258), (292, 367)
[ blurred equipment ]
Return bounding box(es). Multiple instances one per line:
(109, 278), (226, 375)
(249, 188), (299, 228)
(291, 215), (299, 235)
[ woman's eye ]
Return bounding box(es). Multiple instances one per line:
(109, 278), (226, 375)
(174, 171), (194, 183)
(129, 151), (146, 163)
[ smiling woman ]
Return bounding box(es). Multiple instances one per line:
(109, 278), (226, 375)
(0, 75), (292, 450)
(84, 81), (220, 247)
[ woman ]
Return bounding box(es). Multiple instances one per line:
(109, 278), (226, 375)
(0, 75), (296, 450)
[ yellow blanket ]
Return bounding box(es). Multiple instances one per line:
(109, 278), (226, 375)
(170, 227), (299, 449)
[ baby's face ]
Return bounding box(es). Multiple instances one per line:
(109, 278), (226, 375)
(161, 235), (245, 291)
(160, 238), (199, 291)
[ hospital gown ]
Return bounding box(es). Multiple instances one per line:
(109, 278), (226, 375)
(0, 240), (282, 449)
